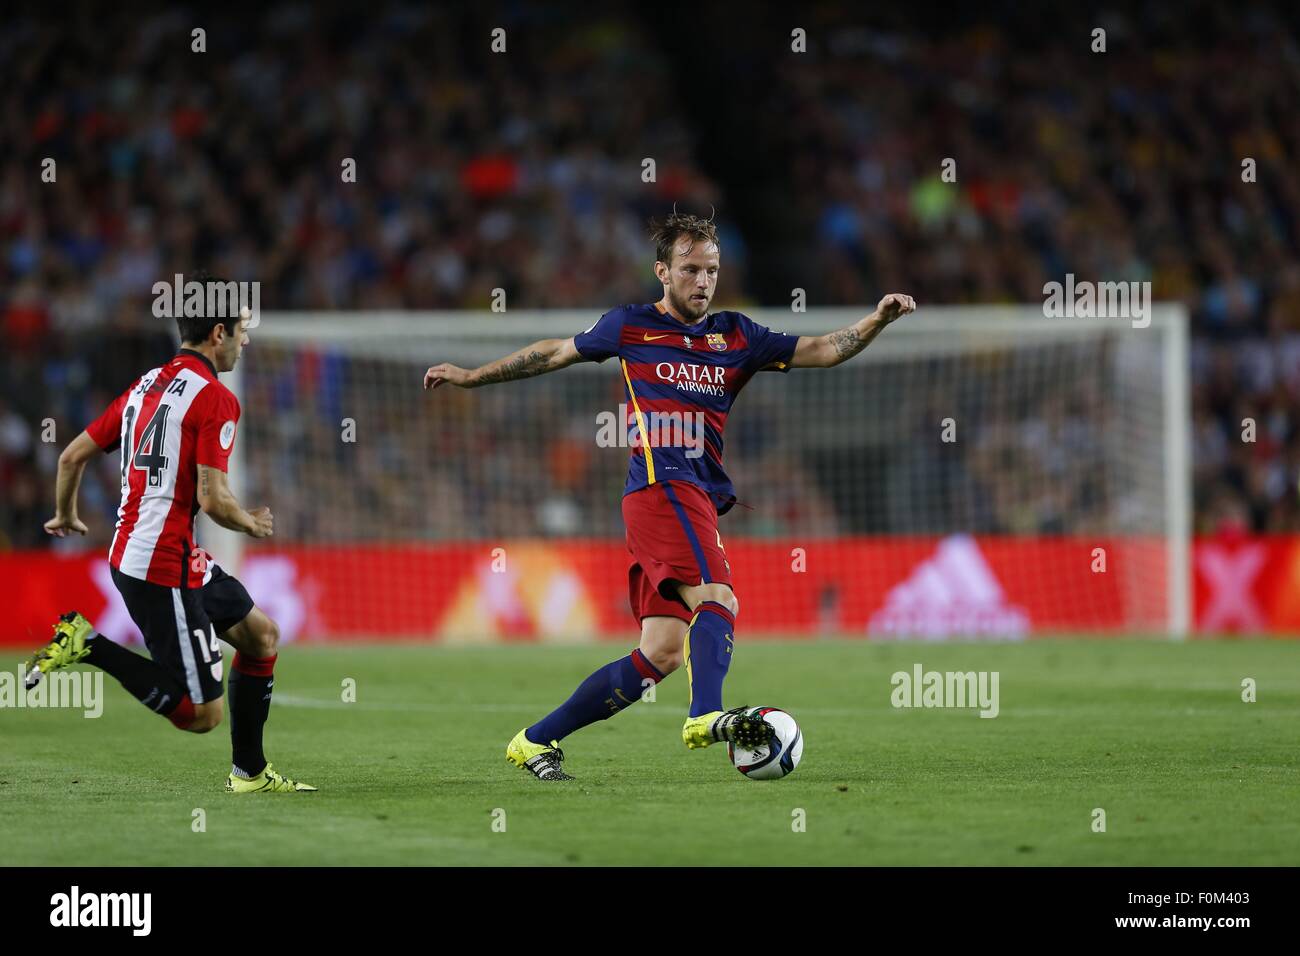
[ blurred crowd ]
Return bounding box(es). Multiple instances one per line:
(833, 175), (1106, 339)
(3, 2), (1299, 549)
(743, 3), (1300, 533)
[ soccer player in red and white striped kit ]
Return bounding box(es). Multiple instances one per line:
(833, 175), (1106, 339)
(25, 306), (315, 792)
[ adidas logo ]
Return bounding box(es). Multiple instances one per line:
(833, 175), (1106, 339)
(868, 535), (1029, 639)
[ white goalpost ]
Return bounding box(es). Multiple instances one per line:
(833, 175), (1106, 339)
(211, 305), (1190, 639)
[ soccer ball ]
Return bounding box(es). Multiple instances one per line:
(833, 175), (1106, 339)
(728, 707), (803, 779)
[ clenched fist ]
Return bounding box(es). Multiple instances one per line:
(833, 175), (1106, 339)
(247, 507), (274, 539)
(875, 293), (916, 324)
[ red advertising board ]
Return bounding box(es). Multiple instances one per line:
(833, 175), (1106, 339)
(1193, 533), (1300, 635)
(6, 533), (1243, 644)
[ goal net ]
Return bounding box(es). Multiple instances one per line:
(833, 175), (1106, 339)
(207, 306), (1189, 642)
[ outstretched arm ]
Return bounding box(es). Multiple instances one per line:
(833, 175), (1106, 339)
(423, 337), (583, 390)
(44, 430), (101, 537)
(790, 293), (916, 368)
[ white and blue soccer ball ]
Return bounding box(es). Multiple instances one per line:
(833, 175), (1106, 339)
(728, 707), (803, 780)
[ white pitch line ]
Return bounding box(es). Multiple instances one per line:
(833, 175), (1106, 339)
(272, 694), (543, 713)
(271, 695), (1300, 720)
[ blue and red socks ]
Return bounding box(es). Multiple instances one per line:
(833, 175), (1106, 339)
(685, 601), (736, 717)
(526, 648), (664, 744)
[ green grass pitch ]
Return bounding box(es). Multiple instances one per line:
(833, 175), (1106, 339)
(2, 639), (1297, 865)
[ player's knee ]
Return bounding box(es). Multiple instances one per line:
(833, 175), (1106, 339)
(188, 716), (220, 734)
(187, 702), (223, 734)
(694, 584), (739, 618)
(644, 646), (682, 675)
(639, 618), (686, 676)
(255, 617), (280, 657)
(240, 615), (279, 659)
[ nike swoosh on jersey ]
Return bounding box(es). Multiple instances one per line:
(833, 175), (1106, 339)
(643, 333), (671, 341)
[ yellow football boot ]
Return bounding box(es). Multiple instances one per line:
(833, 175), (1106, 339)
(225, 763), (317, 793)
(23, 611), (93, 689)
(506, 729), (573, 781)
(682, 706), (774, 750)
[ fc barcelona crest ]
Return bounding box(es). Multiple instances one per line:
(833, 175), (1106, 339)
(706, 333), (728, 352)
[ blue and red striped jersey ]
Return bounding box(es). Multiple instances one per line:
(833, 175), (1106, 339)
(575, 302), (800, 514)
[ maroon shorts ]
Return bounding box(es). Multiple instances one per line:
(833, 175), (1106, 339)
(622, 480), (732, 625)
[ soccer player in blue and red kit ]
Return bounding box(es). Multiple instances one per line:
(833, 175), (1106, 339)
(424, 212), (915, 780)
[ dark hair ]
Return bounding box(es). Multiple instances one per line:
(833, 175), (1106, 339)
(176, 270), (237, 344)
(650, 210), (720, 267)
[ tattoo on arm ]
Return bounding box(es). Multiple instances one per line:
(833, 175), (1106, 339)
(828, 326), (866, 362)
(475, 350), (552, 386)
(200, 467), (210, 498)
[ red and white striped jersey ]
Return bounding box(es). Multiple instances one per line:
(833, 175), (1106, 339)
(86, 350), (241, 588)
